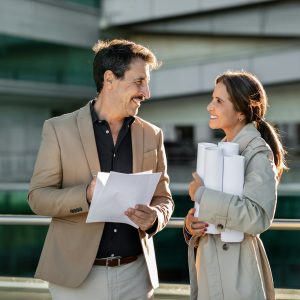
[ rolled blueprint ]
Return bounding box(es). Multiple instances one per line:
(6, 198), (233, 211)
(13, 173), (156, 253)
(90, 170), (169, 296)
(218, 141), (239, 156)
(197, 143), (216, 179)
(203, 146), (224, 234)
(221, 154), (245, 242)
(204, 147), (223, 192)
(195, 143), (216, 217)
(194, 142), (245, 241)
(223, 155), (244, 195)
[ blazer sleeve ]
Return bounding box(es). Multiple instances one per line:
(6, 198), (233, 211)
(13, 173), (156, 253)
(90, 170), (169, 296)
(27, 120), (89, 217)
(196, 148), (277, 235)
(146, 129), (174, 236)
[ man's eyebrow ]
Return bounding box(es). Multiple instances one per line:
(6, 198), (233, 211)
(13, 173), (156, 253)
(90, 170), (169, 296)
(133, 76), (150, 82)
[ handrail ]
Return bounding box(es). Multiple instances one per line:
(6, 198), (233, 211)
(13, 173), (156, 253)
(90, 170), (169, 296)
(1, 182), (300, 195)
(0, 215), (300, 230)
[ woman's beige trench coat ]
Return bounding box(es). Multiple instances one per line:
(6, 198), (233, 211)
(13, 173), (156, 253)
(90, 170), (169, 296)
(186, 123), (277, 300)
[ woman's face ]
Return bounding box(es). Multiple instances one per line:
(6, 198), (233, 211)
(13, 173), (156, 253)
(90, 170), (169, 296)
(207, 81), (246, 141)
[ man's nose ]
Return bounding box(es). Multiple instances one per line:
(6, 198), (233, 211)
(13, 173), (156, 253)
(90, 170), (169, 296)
(142, 83), (150, 99)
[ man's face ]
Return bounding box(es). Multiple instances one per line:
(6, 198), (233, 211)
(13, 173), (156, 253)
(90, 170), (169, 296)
(112, 58), (151, 118)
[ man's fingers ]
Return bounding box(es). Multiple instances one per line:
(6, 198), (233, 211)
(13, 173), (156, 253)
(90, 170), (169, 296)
(126, 211), (154, 231)
(126, 206), (152, 218)
(126, 213), (143, 224)
(134, 204), (151, 212)
(125, 206), (156, 231)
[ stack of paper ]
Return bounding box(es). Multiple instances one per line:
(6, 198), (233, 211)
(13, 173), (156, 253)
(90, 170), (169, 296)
(196, 142), (244, 242)
(86, 171), (161, 228)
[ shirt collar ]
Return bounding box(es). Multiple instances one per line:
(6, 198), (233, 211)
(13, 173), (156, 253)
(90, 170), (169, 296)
(89, 99), (135, 126)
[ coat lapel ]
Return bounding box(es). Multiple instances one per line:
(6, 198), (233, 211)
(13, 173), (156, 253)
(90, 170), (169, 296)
(232, 123), (261, 153)
(77, 103), (100, 176)
(131, 118), (144, 173)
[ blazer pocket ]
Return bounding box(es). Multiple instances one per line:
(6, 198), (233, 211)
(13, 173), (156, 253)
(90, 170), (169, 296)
(142, 149), (157, 172)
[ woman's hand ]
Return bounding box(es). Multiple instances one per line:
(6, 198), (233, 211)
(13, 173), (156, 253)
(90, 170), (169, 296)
(189, 172), (203, 201)
(185, 208), (208, 237)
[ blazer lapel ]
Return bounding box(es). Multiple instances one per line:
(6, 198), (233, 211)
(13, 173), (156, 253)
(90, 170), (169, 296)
(77, 103), (100, 176)
(131, 118), (144, 173)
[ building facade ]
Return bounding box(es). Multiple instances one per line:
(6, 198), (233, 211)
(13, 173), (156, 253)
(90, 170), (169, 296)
(1, 0), (300, 184)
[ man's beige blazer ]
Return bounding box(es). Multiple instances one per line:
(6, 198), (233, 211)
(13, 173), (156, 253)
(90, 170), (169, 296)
(28, 102), (174, 288)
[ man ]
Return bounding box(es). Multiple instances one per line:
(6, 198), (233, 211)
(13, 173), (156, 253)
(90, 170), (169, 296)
(28, 39), (174, 300)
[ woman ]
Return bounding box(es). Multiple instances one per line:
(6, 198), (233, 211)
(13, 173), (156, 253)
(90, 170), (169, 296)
(184, 70), (287, 300)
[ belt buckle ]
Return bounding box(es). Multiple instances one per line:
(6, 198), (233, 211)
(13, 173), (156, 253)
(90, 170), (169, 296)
(106, 256), (122, 267)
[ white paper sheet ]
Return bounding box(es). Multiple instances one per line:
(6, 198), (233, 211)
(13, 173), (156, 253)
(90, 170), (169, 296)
(86, 171), (161, 228)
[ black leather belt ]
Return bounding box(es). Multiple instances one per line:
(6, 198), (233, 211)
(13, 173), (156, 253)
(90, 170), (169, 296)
(94, 255), (138, 267)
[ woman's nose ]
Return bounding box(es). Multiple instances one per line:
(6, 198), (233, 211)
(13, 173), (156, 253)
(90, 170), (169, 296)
(207, 101), (213, 112)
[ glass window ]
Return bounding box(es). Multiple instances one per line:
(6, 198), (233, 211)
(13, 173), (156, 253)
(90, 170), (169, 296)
(0, 35), (94, 87)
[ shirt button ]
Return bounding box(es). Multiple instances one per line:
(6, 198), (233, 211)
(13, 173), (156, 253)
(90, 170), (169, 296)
(98, 120), (102, 123)
(113, 154), (116, 158)
(111, 254), (114, 257)
(114, 229), (117, 233)
(106, 130), (109, 134)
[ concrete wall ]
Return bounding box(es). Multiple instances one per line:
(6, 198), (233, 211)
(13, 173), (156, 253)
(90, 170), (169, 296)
(101, 0), (275, 26)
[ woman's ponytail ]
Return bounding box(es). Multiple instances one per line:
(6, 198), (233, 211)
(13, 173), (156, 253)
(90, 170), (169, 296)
(256, 119), (287, 180)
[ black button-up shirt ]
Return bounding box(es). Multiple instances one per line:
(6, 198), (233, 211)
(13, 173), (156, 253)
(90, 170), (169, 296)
(90, 101), (143, 258)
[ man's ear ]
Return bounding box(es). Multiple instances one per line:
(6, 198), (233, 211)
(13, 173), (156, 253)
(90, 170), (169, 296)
(103, 70), (115, 88)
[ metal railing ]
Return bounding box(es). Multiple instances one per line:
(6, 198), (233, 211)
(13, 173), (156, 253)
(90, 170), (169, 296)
(1, 215), (300, 230)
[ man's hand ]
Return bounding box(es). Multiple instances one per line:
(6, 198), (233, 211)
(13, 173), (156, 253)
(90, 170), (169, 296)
(125, 204), (157, 231)
(86, 176), (97, 204)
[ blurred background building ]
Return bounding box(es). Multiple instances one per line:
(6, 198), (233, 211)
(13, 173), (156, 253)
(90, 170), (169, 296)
(1, 0), (300, 290)
(1, 0), (300, 184)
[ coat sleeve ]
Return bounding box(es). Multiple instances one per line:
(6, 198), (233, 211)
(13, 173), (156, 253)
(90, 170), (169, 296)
(27, 120), (90, 217)
(196, 148), (277, 235)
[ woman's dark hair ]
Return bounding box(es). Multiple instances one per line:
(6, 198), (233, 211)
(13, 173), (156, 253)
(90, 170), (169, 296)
(216, 70), (287, 180)
(92, 39), (160, 93)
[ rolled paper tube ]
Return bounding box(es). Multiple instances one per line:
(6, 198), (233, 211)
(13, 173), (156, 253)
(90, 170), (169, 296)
(203, 146), (224, 234)
(196, 143), (216, 179)
(221, 155), (245, 242)
(204, 147), (223, 192)
(218, 141), (239, 156)
(195, 143), (216, 218)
